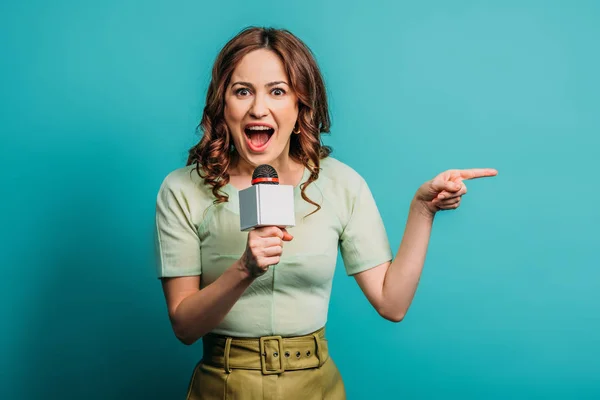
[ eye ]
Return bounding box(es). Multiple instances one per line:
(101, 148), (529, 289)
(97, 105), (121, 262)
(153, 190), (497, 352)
(272, 88), (286, 96)
(235, 88), (251, 96)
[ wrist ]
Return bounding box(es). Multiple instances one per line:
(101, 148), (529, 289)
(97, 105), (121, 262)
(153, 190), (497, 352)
(234, 258), (255, 282)
(411, 197), (436, 221)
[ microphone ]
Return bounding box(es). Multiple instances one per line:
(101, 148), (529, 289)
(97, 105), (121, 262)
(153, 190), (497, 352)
(238, 164), (296, 231)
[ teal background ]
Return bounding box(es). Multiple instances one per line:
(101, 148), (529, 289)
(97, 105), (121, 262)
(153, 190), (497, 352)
(2, 0), (599, 399)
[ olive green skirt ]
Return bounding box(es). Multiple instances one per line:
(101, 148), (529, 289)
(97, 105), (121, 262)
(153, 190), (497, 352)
(185, 327), (346, 400)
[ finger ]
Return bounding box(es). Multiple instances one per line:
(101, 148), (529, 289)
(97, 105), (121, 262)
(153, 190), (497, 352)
(432, 179), (462, 193)
(432, 193), (461, 205)
(438, 203), (460, 210)
(458, 168), (498, 180)
(263, 245), (283, 257)
(436, 198), (461, 210)
(262, 236), (284, 248)
(437, 184), (467, 200)
(281, 228), (293, 241)
(256, 226), (284, 239)
(261, 256), (281, 267)
(438, 196), (461, 206)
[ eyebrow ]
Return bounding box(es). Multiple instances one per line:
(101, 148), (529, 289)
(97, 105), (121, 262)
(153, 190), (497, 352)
(231, 81), (289, 88)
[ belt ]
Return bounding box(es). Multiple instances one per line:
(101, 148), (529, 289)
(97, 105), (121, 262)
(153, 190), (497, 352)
(201, 327), (328, 375)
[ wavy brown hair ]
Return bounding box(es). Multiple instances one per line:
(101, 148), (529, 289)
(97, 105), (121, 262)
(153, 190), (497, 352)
(186, 26), (332, 215)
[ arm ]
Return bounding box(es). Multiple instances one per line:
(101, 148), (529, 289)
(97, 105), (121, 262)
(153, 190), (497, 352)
(354, 168), (498, 322)
(161, 260), (254, 345)
(353, 198), (434, 322)
(161, 226), (293, 345)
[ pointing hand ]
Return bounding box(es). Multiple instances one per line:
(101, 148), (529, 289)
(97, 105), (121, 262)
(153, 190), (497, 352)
(415, 168), (498, 215)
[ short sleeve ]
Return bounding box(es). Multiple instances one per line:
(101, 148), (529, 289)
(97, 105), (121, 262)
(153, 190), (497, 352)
(154, 180), (202, 278)
(339, 177), (393, 275)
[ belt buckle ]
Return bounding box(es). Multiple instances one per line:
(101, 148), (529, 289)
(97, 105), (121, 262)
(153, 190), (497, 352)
(259, 335), (284, 375)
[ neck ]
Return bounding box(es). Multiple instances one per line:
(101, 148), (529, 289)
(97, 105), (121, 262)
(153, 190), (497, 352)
(229, 151), (305, 186)
(230, 152), (300, 175)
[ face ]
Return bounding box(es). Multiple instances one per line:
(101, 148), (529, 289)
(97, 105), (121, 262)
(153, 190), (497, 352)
(224, 49), (299, 172)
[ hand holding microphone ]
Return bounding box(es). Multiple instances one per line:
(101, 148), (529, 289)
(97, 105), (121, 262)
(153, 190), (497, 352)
(238, 165), (296, 278)
(241, 226), (293, 277)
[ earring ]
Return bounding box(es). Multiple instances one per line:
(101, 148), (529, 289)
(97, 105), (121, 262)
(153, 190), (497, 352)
(293, 125), (301, 134)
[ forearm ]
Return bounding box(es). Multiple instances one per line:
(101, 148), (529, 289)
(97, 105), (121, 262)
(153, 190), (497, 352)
(171, 260), (254, 344)
(380, 197), (435, 320)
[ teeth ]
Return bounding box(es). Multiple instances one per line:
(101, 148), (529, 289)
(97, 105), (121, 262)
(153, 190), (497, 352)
(246, 126), (272, 131)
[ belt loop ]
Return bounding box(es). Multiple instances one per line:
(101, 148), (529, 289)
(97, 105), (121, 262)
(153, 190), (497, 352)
(224, 337), (232, 374)
(312, 333), (324, 367)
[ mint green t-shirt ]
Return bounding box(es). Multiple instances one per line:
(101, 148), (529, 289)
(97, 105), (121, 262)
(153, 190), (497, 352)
(155, 156), (393, 337)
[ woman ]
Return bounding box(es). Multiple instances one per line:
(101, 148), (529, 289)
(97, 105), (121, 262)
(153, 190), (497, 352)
(155, 26), (497, 400)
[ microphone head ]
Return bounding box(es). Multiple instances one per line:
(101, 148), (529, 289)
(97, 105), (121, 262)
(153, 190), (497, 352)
(251, 164), (279, 185)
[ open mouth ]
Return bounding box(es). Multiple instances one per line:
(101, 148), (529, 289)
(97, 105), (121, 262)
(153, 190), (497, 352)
(244, 125), (275, 151)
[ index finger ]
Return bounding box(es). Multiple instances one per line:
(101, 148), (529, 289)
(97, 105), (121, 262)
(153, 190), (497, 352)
(458, 168), (498, 180)
(259, 226), (284, 239)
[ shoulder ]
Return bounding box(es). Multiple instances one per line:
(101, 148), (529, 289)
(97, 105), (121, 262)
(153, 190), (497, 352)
(158, 164), (201, 193)
(315, 157), (379, 227)
(156, 164), (214, 206)
(318, 156), (366, 191)
(313, 156), (371, 211)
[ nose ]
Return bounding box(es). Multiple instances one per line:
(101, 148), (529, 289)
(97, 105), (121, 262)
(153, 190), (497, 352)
(249, 94), (269, 119)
